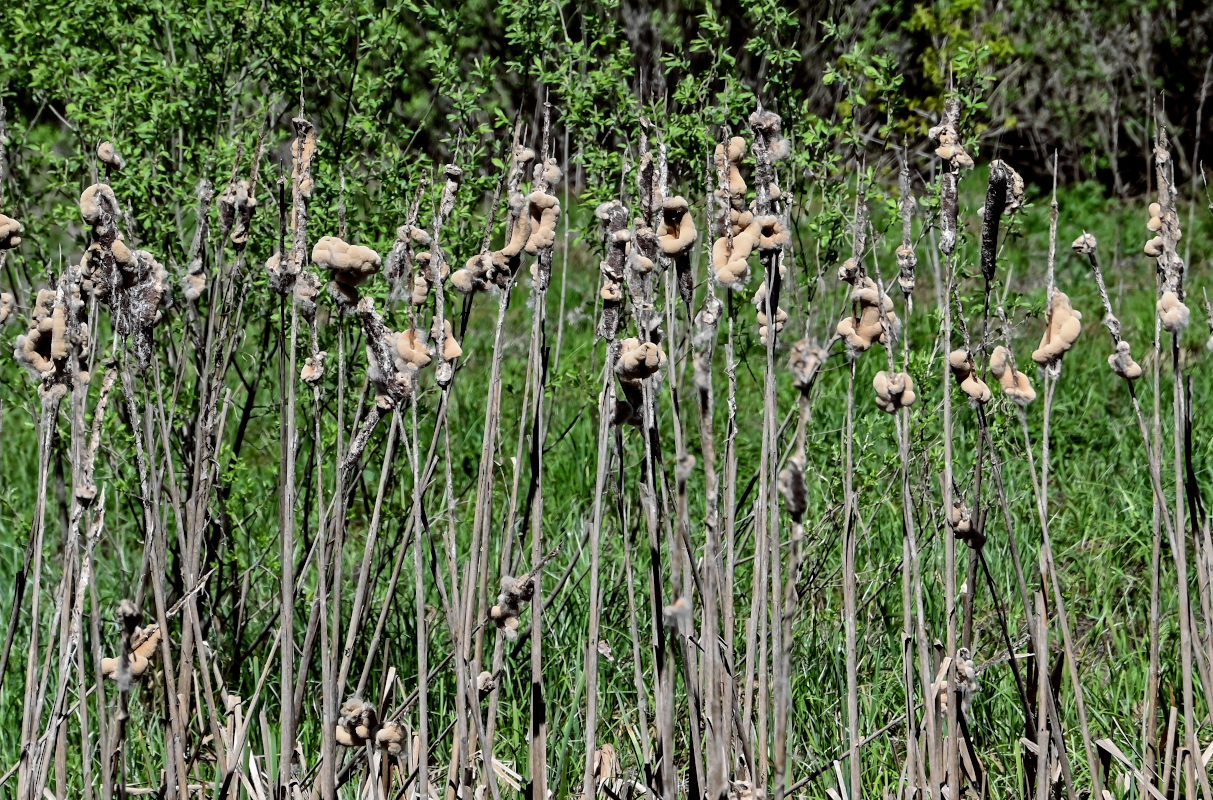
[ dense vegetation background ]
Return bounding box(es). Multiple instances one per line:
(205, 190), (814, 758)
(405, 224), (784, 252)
(1, 1), (1212, 799)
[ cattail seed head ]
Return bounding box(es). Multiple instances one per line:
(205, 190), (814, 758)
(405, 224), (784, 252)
(0, 213), (22, 249)
(948, 349), (992, 404)
(989, 345), (1036, 405)
(1108, 340), (1143, 380)
(97, 140), (126, 170)
(1157, 290), (1190, 334)
(1032, 292), (1082, 366)
(872, 370), (917, 413)
(1071, 232), (1097, 255)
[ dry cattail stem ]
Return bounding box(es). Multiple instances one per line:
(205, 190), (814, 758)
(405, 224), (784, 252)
(693, 292), (718, 395)
(266, 116), (316, 293)
(1203, 292), (1213, 352)
(182, 179), (213, 301)
(989, 345), (1036, 405)
(219, 173), (258, 246)
(711, 135), (754, 288)
(896, 157), (916, 298)
(788, 338), (826, 394)
(1072, 232), (1144, 380)
(1031, 291), (1082, 367)
(595, 200), (629, 340)
(948, 348), (992, 403)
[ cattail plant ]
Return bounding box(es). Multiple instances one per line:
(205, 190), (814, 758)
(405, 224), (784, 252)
(3, 48), (1212, 800)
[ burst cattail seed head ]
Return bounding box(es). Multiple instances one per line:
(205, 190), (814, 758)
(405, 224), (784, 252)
(779, 455), (808, 521)
(376, 720), (406, 756)
(657, 197), (697, 257)
(615, 337), (667, 383)
(1108, 340), (1143, 380)
(1071, 232), (1097, 255)
(711, 230), (756, 288)
(1032, 292), (1082, 366)
(524, 190), (560, 255)
(948, 349), (992, 404)
(989, 345), (1036, 405)
(1157, 290), (1190, 334)
(662, 596), (692, 626)
(0, 213), (22, 249)
(872, 370), (917, 413)
(97, 140), (126, 170)
(929, 121), (975, 169)
(714, 136), (748, 203)
(301, 351), (327, 383)
(753, 214), (789, 252)
(80, 184), (119, 226)
(836, 277), (898, 353)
